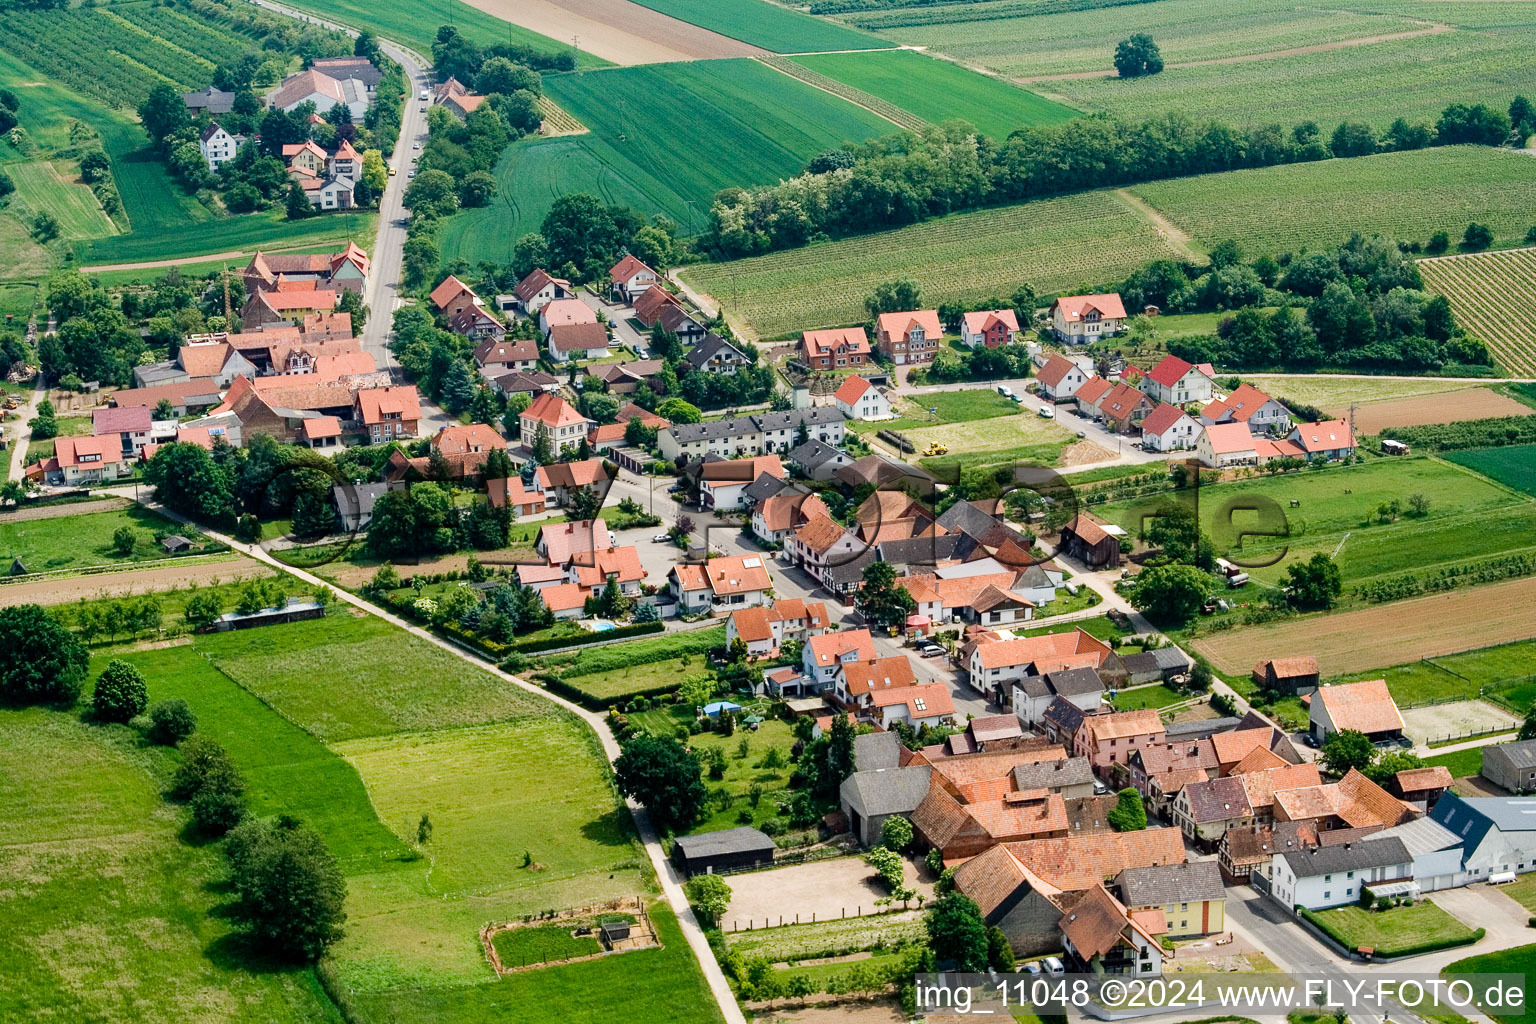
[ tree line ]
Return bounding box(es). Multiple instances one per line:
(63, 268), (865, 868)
(701, 98), (1527, 260)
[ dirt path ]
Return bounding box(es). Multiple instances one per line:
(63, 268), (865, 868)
(755, 56), (924, 132)
(0, 556), (270, 607)
(455, 0), (766, 65)
(1113, 189), (1203, 261)
(80, 236), (357, 274)
(5, 374), (46, 485)
(1, 496), (132, 522)
(1014, 22), (1451, 83)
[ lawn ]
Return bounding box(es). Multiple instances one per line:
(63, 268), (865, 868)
(1132, 147), (1536, 260)
(561, 654), (713, 701)
(904, 410), (1076, 463)
(0, 504), (205, 572)
(1445, 943), (1536, 1024)
(0, 706), (343, 1024)
(6, 160), (118, 238)
(878, 389), (1023, 431)
(197, 613), (552, 741)
(681, 188), (1188, 340)
(1111, 683), (1184, 711)
(628, 0), (889, 52)
(790, 49), (1076, 139)
(1240, 375), (1474, 412)
(542, 624), (726, 683)
(491, 923), (601, 967)
(442, 59), (892, 261)
(1447, 445), (1536, 499)
(1308, 902), (1479, 956)
(1421, 747), (1483, 778)
(1330, 659), (1479, 708)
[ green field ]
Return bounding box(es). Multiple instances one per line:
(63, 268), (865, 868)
(1419, 250), (1536, 378)
(1111, 683), (1185, 711)
(1422, 745), (1483, 779)
(82, 210), (377, 266)
(0, 505), (205, 573)
(0, 707), (345, 1023)
(0, 214), (51, 283)
(1446, 943), (1536, 1024)
(1132, 147), (1536, 259)
(872, 389), (1024, 432)
(1447, 445), (1536, 498)
(491, 923), (601, 966)
(440, 59), (892, 262)
(789, 49), (1076, 139)
(629, 0), (890, 52)
(6, 161), (118, 238)
(1310, 902), (1479, 957)
(1327, 635), (1536, 709)
(682, 188), (1186, 339)
(1092, 456), (1536, 589)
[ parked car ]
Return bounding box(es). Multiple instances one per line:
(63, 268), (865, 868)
(651, 533), (670, 543)
(1022, 962), (1042, 976)
(1037, 406), (1055, 418)
(1043, 956), (1065, 974)
(419, 89), (429, 100)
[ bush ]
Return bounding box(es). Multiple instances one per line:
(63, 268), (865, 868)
(147, 699), (197, 745)
(225, 816), (347, 962)
(91, 660), (148, 723)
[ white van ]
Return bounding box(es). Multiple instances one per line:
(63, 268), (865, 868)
(1037, 405), (1054, 418)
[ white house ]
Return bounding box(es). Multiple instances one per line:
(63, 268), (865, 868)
(1138, 402), (1199, 452)
(1362, 817), (1466, 892)
(1288, 419), (1357, 462)
(1196, 422), (1260, 468)
(1073, 377), (1113, 419)
(1269, 838), (1414, 910)
(520, 393), (594, 453)
(1139, 356), (1214, 405)
(868, 682), (955, 730)
(1308, 678), (1404, 744)
(833, 376), (893, 421)
(1201, 384), (1293, 435)
(1035, 354), (1089, 401)
(1049, 294), (1127, 345)
(511, 268), (571, 314)
(199, 122), (238, 170)
(609, 254), (659, 304)
(802, 629), (877, 689)
(314, 176), (356, 211)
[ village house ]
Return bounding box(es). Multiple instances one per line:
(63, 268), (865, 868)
(243, 244), (368, 296)
(1059, 514), (1122, 569)
(904, 571), (1036, 630)
(1309, 679), (1404, 744)
(1288, 419), (1357, 461)
(751, 491), (830, 546)
(875, 309), (942, 365)
(538, 297), (598, 336)
(1272, 769), (1417, 834)
(787, 513), (862, 586)
(548, 322), (612, 362)
(608, 255), (660, 304)
(1013, 668), (1105, 728)
(1057, 883), (1167, 976)
(699, 454), (784, 511)
(968, 627), (1117, 704)
(433, 77), (487, 119)
(961, 309), (1021, 348)
(1076, 710), (1166, 775)
(833, 376), (893, 421)
(668, 564), (714, 615)
(92, 404), (154, 458)
(537, 518), (612, 568)
(1099, 381), (1156, 434)
(803, 628), (877, 690)
(1195, 422), (1307, 469)
(1073, 376), (1114, 419)
(1034, 354), (1090, 401)
(800, 327), (871, 369)
(198, 122), (239, 171)
(268, 68), (368, 121)
(1480, 739), (1536, 794)
(669, 554), (773, 614)
(487, 477), (546, 517)
(834, 654), (921, 709)
(521, 393), (595, 454)
(1393, 766), (1453, 812)
(594, 360), (667, 396)
(725, 598), (831, 659)
(32, 435), (133, 486)
(631, 283), (682, 328)
(183, 85), (235, 115)
(1218, 821), (1317, 884)
(1050, 294), (1127, 344)
(684, 333), (752, 376)
(240, 283), (339, 331)
(1252, 657), (1321, 696)
(509, 268), (572, 314)
(473, 336), (538, 377)
(1139, 356), (1215, 406)
(1201, 384), (1294, 435)
(786, 440), (853, 482)
(535, 458), (611, 508)
(1117, 861), (1225, 937)
(567, 544), (646, 596)
(1138, 402), (1199, 452)
(355, 385), (420, 444)
(1269, 838), (1414, 910)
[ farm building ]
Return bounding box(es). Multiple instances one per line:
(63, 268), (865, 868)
(670, 826), (776, 877)
(214, 599), (326, 631)
(1308, 679), (1404, 744)
(1252, 657), (1320, 696)
(1059, 515), (1120, 568)
(1481, 740), (1536, 794)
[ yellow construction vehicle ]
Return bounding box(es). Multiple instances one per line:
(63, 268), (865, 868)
(922, 441), (949, 457)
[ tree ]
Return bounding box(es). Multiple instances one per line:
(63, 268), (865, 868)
(417, 813), (433, 845)
(112, 526), (139, 556)
(926, 892), (989, 971)
(183, 591), (223, 631)
(854, 561), (916, 632)
(92, 660), (147, 723)
(655, 397), (701, 424)
(864, 278), (922, 317)
(1460, 223), (1494, 252)
(1521, 703), (1536, 742)
(1320, 729), (1375, 777)
(613, 734), (707, 832)
(541, 193), (624, 276)
(684, 874), (732, 927)
(510, 233), (549, 279)
(0, 604), (89, 706)
(403, 168), (459, 218)
(828, 712), (857, 785)
(1113, 33), (1164, 77)
(147, 699), (197, 745)
(1129, 563), (1213, 624)
(987, 926), (1017, 972)
(1330, 121), (1377, 157)
(1406, 492), (1430, 517)
(284, 180), (315, 220)
(225, 816), (347, 962)
(459, 170), (497, 208)
(1106, 787), (1147, 832)
(1364, 750), (1424, 787)
(1285, 553), (1342, 610)
(880, 814), (914, 852)
(137, 83), (191, 144)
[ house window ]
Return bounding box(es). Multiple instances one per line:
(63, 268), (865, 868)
(1324, 891), (1330, 899)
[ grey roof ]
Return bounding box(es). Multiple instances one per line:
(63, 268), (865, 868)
(1433, 792), (1536, 836)
(1364, 816), (1463, 856)
(821, 547), (878, 586)
(1152, 647), (1193, 670)
(1044, 667), (1104, 698)
(183, 86), (235, 113)
(684, 332), (749, 370)
(1118, 860), (1225, 907)
(1184, 776), (1250, 823)
(753, 406), (846, 432)
(1012, 756), (1093, 791)
(789, 439), (844, 468)
(672, 826), (777, 860)
(743, 474), (792, 503)
(1482, 739), (1536, 772)
(1019, 677), (1052, 699)
(840, 765), (932, 817)
(834, 454), (933, 490)
(1042, 697), (1090, 736)
(1016, 564), (1053, 589)
(1165, 717), (1243, 740)
(935, 500), (1004, 539)
(855, 731), (903, 772)
(657, 302), (703, 333)
(334, 481), (389, 520)
(876, 533), (965, 568)
(667, 416), (762, 445)
(1280, 837), (1412, 877)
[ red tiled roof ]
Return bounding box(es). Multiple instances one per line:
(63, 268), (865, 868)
(1073, 377), (1113, 405)
(1291, 419), (1355, 453)
(432, 423), (506, 456)
(355, 385), (421, 425)
(876, 309), (942, 339)
(801, 327), (871, 358)
(1139, 402), (1190, 436)
(1035, 354), (1079, 389)
(1203, 384), (1276, 423)
(548, 321), (609, 353)
(92, 405), (151, 435)
(1315, 679), (1403, 735)
(833, 375), (876, 405)
(1145, 355), (1195, 388)
(1202, 421), (1259, 455)
(541, 298), (598, 327)
(609, 254), (656, 284)
(807, 628), (876, 667)
(55, 435), (123, 468)
(301, 416), (341, 439)
(1053, 293), (1127, 322)
(523, 393), (589, 430)
(707, 554), (771, 596)
(536, 458), (609, 490)
(962, 309), (1020, 335)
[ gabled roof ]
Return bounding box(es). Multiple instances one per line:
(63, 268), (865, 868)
(633, 283), (682, 325)
(1290, 418), (1356, 453)
(269, 69), (346, 109)
(1183, 776), (1252, 823)
(536, 458), (610, 490)
(355, 385), (421, 425)
(801, 327), (871, 357)
(54, 435), (124, 468)
(523, 393), (589, 430)
(609, 254), (657, 283)
(1144, 355), (1207, 388)
(548, 321), (610, 352)
(1005, 827), (1185, 890)
(1203, 421), (1261, 455)
(513, 267), (569, 303)
(833, 375), (877, 406)
(1256, 656), (1320, 679)
(1053, 293), (1127, 322)
(842, 655), (919, 696)
(474, 336), (538, 366)
(685, 332), (750, 371)
(1280, 836), (1411, 877)
(540, 518), (612, 565)
(1035, 354), (1080, 389)
(92, 404), (152, 435)
(1073, 376), (1113, 405)
(807, 628), (876, 667)
(1395, 766), (1453, 793)
(1100, 382), (1151, 419)
(1139, 401), (1192, 436)
(876, 309), (942, 338)
(541, 298), (598, 327)
(962, 308), (1020, 335)
(1118, 860), (1224, 907)
(793, 512), (850, 555)
(1203, 383), (1279, 423)
(570, 545), (645, 587)
(971, 627), (1111, 673)
(756, 492), (829, 533)
(431, 423), (506, 456)
(706, 554), (771, 596)
(1314, 679), (1404, 735)
(1086, 709), (1163, 743)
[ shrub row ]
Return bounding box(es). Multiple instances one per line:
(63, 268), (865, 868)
(541, 675), (680, 711)
(554, 624), (725, 677)
(1380, 415), (1536, 452)
(1355, 553), (1535, 603)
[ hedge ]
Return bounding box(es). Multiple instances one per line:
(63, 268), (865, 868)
(504, 620), (665, 655)
(1300, 907), (1484, 958)
(541, 675), (681, 711)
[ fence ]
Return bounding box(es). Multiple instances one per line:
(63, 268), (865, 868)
(729, 901), (918, 932)
(1423, 725), (1519, 747)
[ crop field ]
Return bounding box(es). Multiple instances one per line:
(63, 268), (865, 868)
(196, 614), (551, 740)
(1095, 456), (1536, 587)
(789, 49), (1077, 138)
(857, 0), (1409, 78)
(1329, 638), (1536, 708)
(82, 209), (377, 266)
(628, 0), (891, 52)
(1418, 249), (1536, 377)
(1041, 16), (1536, 129)
(442, 60), (890, 262)
(1239, 375), (1472, 412)
(0, 504), (203, 573)
(1132, 147), (1536, 262)
(1447, 445), (1536, 499)
(1191, 575), (1536, 677)
(1446, 945), (1536, 1024)
(5, 161), (118, 238)
(0, 707), (344, 1024)
(0, 214), (51, 283)
(682, 189), (1186, 339)
(1345, 390), (1535, 436)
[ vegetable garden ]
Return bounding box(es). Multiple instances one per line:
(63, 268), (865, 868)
(1418, 249), (1536, 377)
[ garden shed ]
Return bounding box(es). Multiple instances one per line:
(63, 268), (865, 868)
(670, 826), (775, 877)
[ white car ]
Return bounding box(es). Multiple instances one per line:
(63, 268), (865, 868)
(412, 141), (422, 150)
(651, 533), (670, 543)
(1043, 956), (1066, 974)
(1037, 405), (1055, 418)
(419, 89), (429, 100)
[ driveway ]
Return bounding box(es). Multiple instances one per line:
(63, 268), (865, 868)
(1423, 884), (1533, 967)
(720, 855), (932, 933)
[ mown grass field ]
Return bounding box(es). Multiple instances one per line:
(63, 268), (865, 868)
(683, 189), (1186, 339)
(1418, 249), (1536, 378)
(0, 706), (344, 1024)
(1131, 147), (1536, 260)
(441, 59), (891, 262)
(1328, 637), (1536, 711)
(0, 214), (51, 282)
(1446, 445), (1536, 498)
(1445, 943), (1536, 1024)
(789, 49), (1076, 138)
(542, 625), (727, 702)
(905, 409), (1076, 464)
(629, 0), (890, 52)
(0, 504), (203, 572)
(1311, 902), (1478, 957)
(1111, 683), (1185, 711)
(1239, 375), (1475, 412)
(873, 389), (1024, 432)
(5, 161), (117, 238)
